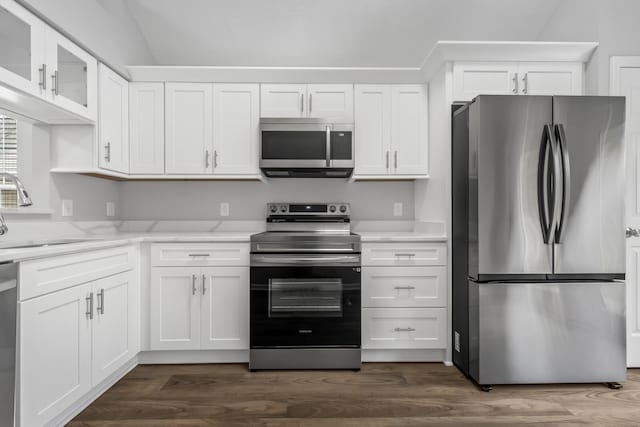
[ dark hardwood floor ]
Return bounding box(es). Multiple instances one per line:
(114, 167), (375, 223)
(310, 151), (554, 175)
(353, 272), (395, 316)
(68, 363), (640, 426)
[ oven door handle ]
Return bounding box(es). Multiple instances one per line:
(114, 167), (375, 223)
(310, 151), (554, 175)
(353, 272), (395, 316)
(251, 254), (361, 266)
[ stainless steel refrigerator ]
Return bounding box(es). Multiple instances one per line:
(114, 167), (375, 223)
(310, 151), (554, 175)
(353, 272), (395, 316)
(452, 95), (626, 387)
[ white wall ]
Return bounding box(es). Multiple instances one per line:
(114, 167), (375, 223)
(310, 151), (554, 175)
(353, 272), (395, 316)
(49, 173), (119, 220)
(119, 180), (414, 221)
(21, 0), (154, 74)
(537, 0), (640, 95)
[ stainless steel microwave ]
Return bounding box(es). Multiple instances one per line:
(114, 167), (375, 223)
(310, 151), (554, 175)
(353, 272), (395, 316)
(259, 119), (354, 178)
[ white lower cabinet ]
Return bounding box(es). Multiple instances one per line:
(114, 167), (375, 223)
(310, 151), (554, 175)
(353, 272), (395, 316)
(19, 270), (137, 427)
(150, 266), (248, 351)
(362, 307), (447, 350)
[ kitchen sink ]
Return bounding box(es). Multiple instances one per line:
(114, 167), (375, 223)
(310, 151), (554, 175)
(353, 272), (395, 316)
(0, 238), (98, 250)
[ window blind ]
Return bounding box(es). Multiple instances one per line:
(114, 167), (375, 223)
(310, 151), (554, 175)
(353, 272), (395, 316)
(0, 115), (18, 208)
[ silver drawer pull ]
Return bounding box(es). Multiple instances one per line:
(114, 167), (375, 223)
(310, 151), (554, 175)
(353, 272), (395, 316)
(86, 293), (93, 320)
(394, 327), (416, 332)
(394, 253), (415, 257)
(188, 253), (210, 257)
(394, 286), (416, 290)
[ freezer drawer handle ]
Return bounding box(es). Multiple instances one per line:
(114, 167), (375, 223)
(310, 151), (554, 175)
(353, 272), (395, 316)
(394, 327), (416, 332)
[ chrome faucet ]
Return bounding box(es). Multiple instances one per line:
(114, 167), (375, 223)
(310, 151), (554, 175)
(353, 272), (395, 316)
(0, 173), (32, 235)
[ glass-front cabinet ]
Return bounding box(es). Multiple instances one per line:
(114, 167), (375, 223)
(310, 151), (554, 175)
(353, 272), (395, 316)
(0, 0), (46, 98)
(46, 29), (97, 120)
(0, 0), (97, 122)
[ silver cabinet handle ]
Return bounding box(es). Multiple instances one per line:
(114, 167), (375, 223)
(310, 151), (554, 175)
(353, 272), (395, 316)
(395, 253), (415, 257)
(39, 64), (47, 90)
(386, 151), (390, 169)
(192, 274), (197, 295)
(86, 292), (93, 320)
(205, 150), (210, 169)
(300, 93), (304, 113)
(104, 142), (111, 162)
(394, 151), (398, 169)
(512, 72), (518, 94)
(202, 274), (206, 295)
(394, 327), (416, 332)
(51, 70), (59, 96)
(325, 125), (331, 167)
(309, 93), (312, 113)
(522, 73), (528, 94)
(213, 150), (218, 168)
(394, 286), (416, 290)
(97, 288), (104, 315)
(188, 253), (210, 257)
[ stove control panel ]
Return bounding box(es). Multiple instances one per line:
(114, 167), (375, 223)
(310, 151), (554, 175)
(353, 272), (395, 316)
(267, 203), (350, 216)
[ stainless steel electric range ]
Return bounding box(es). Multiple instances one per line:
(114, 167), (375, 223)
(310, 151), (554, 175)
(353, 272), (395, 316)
(249, 202), (361, 370)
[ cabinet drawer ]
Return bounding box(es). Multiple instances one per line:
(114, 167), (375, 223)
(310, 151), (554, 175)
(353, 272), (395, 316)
(19, 245), (136, 300)
(150, 243), (249, 266)
(362, 266), (446, 308)
(362, 243), (446, 266)
(362, 307), (446, 350)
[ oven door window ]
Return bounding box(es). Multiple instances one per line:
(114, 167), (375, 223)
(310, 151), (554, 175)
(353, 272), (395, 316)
(269, 278), (342, 318)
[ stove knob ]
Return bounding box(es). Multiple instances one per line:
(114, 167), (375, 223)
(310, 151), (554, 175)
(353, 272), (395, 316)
(279, 205), (288, 213)
(270, 205), (278, 213)
(339, 205), (347, 213)
(329, 205), (337, 213)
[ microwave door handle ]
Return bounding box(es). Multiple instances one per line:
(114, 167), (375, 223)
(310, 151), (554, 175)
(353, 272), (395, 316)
(325, 125), (331, 167)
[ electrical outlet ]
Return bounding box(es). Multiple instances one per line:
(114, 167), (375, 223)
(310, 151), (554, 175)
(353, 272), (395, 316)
(393, 202), (403, 217)
(106, 202), (115, 217)
(220, 202), (230, 217)
(61, 199), (73, 217)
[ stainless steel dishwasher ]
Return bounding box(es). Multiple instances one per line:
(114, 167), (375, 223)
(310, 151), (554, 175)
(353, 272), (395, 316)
(0, 262), (17, 426)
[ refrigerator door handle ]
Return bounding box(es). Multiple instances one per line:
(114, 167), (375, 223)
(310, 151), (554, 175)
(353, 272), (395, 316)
(538, 125), (556, 243)
(554, 123), (570, 243)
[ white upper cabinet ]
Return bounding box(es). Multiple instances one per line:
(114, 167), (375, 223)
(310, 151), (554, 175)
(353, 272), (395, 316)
(517, 62), (583, 95)
(260, 84), (306, 118)
(391, 85), (428, 175)
(129, 82), (165, 174)
(0, 0), (46, 98)
(355, 85), (391, 175)
(261, 84), (353, 121)
(213, 83), (259, 175)
(165, 82), (213, 174)
(354, 84), (428, 177)
(452, 62), (518, 101)
(98, 64), (129, 173)
(0, 0), (97, 121)
(307, 84), (354, 121)
(453, 61), (583, 101)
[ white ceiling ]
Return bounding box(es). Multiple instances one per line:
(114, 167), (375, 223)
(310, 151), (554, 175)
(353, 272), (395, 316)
(122, 0), (563, 67)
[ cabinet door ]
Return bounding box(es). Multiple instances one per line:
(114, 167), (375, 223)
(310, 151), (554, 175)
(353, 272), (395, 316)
(201, 267), (249, 350)
(452, 62), (518, 101)
(391, 85), (428, 175)
(165, 83), (213, 174)
(129, 82), (165, 174)
(45, 28), (98, 121)
(260, 84), (306, 118)
(307, 84), (354, 121)
(0, 0), (47, 97)
(91, 271), (137, 385)
(98, 64), (129, 173)
(354, 85), (391, 175)
(20, 283), (92, 427)
(213, 83), (259, 174)
(518, 62), (583, 95)
(150, 267), (201, 350)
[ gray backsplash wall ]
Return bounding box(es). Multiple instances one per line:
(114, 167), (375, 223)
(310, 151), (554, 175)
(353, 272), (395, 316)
(118, 179), (415, 221)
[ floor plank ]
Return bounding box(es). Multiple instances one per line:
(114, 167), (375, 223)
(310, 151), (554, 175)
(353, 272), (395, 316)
(67, 363), (640, 426)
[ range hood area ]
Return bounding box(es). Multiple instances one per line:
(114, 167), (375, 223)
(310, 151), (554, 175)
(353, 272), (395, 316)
(259, 118), (355, 178)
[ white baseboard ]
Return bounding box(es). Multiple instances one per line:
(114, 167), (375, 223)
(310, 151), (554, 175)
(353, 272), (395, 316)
(49, 357), (138, 427)
(138, 350), (249, 364)
(361, 349), (446, 362)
